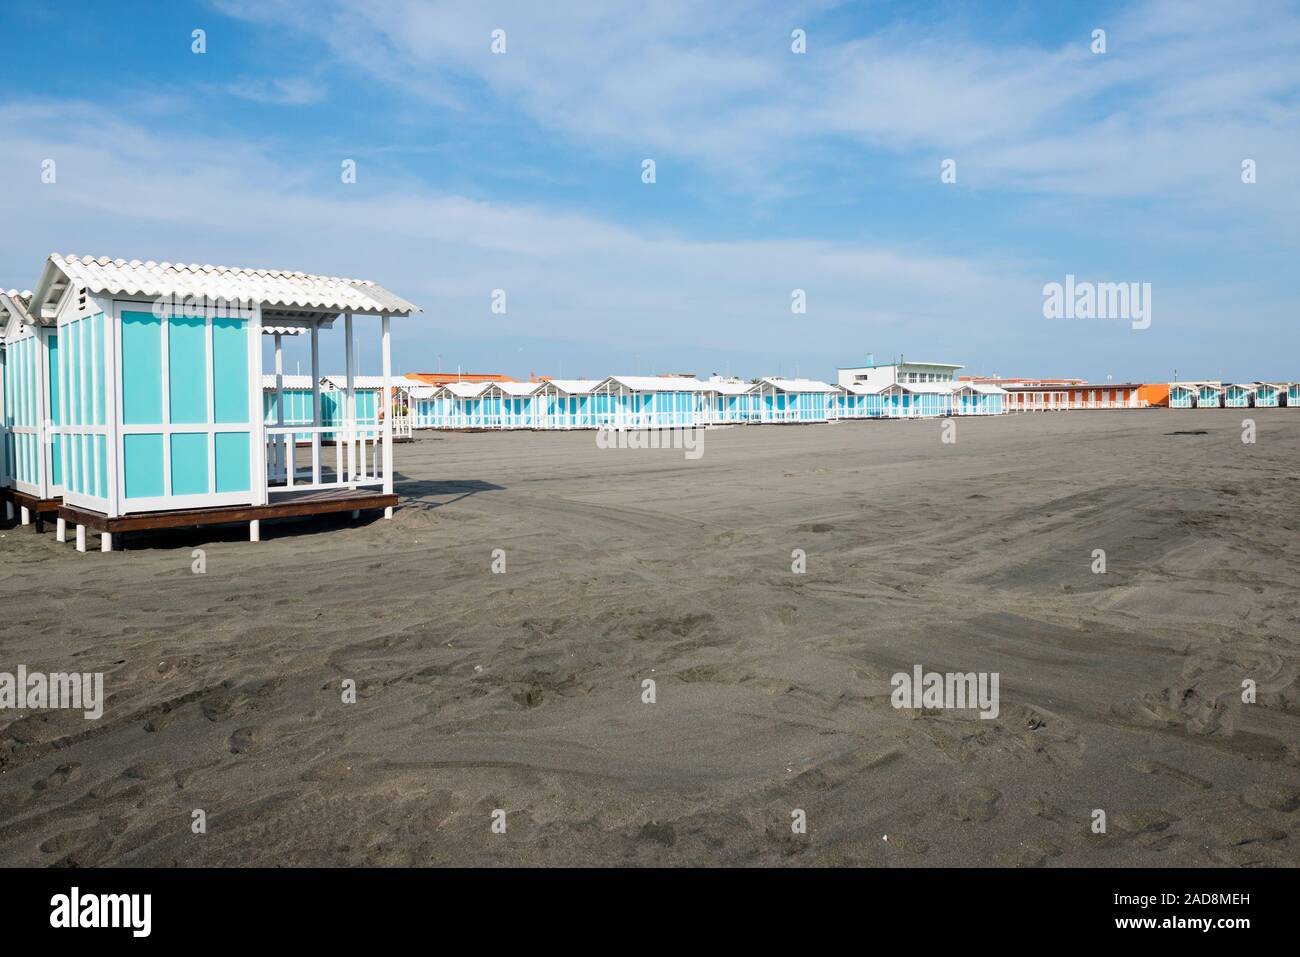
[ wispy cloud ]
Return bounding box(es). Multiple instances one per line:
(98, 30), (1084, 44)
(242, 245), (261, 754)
(225, 75), (326, 106)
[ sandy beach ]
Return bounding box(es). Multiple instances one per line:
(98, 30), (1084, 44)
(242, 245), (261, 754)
(1, 409), (1297, 867)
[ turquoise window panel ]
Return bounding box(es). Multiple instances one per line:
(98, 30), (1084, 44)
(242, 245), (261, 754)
(45, 335), (61, 483)
(212, 317), (249, 423)
(95, 435), (107, 497)
(93, 313), (106, 424)
(170, 432), (209, 495)
(124, 433), (164, 498)
(122, 311), (164, 424)
(169, 316), (208, 424)
(214, 431), (251, 493)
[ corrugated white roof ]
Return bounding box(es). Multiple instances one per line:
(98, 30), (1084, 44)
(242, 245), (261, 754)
(0, 289), (36, 330)
(758, 377), (837, 393)
(438, 381), (492, 398)
(320, 375), (418, 391)
(35, 254), (420, 317)
(955, 382), (1008, 395)
(703, 380), (755, 395)
(599, 375), (707, 392)
(540, 379), (600, 395)
(487, 381), (543, 396)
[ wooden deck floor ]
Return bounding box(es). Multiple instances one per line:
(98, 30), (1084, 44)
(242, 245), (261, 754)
(59, 488), (398, 533)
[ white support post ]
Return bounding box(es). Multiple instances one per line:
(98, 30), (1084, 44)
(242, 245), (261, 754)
(101, 532), (113, 553)
(20, 506), (30, 526)
(344, 311), (355, 483)
(381, 314), (393, 518)
(250, 519), (260, 542)
(75, 524), (86, 552)
(274, 332), (285, 484)
(4, 501), (12, 522)
(310, 321), (321, 486)
(56, 517), (66, 542)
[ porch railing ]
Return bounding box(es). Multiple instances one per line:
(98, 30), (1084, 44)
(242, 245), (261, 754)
(265, 424), (389, 494)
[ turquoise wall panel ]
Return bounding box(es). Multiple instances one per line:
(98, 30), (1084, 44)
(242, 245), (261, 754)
(214, 431), (251, 493)
(96, 435), (107, 497)
(48, 333), (62, 484)
(170, 432), (209, 495)
(123, 433), (164, 498)
(122, 311), (163, 424)
(212, 317), (249, 423)
(169, 316), (208, 424)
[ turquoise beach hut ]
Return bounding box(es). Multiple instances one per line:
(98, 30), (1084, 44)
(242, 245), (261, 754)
(19, 254), (418, 551)
(590, 376), (708, 429)
(1169, 383), (1198, 408)
(1, 289), (63, 528)
(754, 378), (836, 423)
(1224, 383), (1255, 408)
(1252, 382), (1282, 407)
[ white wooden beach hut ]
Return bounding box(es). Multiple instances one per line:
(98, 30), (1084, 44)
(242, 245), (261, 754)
(537, 379), (600, 429)
(590, 376), (708, 429)
(1, 288), (64, 528)
(877, 381), (955, 418)
(1288, 383), (1300, 408)
(1253, 382), (1283, 408)
(754, 378), (837, 423)
(1224, 383), (1256, 408)
(830, 382), (876, 420)
(1197, 383), (1224, 408)
(407, 383), (442, 428)
(702, 378), (759, 424)
(434, 381), (493, 429)
(484, 381), (542, 429)
(22, 254), (418, 551)
(952, 382), (1007, 415)
(1169, 383), (1199, 408)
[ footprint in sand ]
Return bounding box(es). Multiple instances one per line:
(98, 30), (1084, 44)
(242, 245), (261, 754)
(228, 727), (259, 754)
(1242, 783), (1299, 812)
(32, 763), (82, 792)
(949, 786), (1001, 822)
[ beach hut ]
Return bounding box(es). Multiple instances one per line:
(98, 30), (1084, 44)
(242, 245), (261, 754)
(1168, 383), (1198, 408)
(1197, 383), (1224, 408)
(483, 381), (542, 429)
(590, 376), (708, 430)
(432, 381), (493, 429)
(834, 383), (879, 420)
(754, 378), (836, 423)
(1252, 382), (1282, 408)
(878, 381), (955, 418)
(21, 254), (418, 551)
(1, 288), (63, 528)
(1287, 383), (1300, 407)
(1224, 383), (1256, 408)
(408, 384), (443, 428)
(702, 379), (758, 424)
(536, 379), (600, 429)
(953, 382), (1007, 415)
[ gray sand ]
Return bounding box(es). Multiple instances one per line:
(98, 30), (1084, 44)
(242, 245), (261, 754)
(1, 409), (1298, 866)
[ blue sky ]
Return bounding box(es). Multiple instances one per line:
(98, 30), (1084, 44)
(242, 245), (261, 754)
(1, 0), (1297, 382)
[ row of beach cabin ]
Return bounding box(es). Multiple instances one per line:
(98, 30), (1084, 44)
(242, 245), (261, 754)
(1168, 381), (1297, 409)
(395, 375), (1009, 430)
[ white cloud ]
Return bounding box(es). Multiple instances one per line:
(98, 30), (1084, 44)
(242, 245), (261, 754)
(225, 75), (327, 106)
